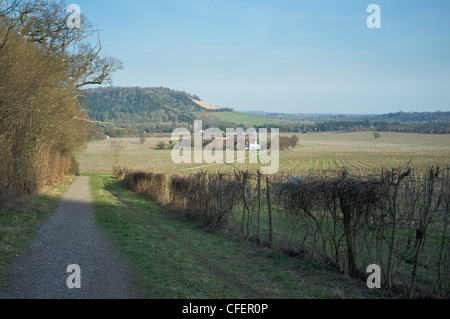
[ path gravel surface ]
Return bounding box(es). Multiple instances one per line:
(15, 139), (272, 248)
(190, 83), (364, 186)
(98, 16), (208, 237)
(0, 177), (140, 299)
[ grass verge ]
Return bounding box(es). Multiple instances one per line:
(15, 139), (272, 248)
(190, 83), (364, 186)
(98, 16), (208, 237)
(90, 175), (378, 299)
(0, 176), (75, 287)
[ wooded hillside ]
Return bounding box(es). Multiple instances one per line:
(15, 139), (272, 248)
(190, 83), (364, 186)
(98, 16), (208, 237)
(80, 87), (213, 126)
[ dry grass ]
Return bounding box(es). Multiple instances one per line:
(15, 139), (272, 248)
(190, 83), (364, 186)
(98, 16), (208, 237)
(0, 176), (75, 282)
(190, 99), (222, 110)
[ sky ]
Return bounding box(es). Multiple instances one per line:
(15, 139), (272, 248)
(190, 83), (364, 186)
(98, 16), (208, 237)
(73, 0), (450, 115)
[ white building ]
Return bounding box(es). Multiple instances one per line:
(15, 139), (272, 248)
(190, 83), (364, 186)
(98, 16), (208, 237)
(248, 143), (261, 151)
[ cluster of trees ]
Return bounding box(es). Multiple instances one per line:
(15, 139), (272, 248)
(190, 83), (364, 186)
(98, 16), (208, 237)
(0, 0), (121, 203)
(279, 135), (299, 149)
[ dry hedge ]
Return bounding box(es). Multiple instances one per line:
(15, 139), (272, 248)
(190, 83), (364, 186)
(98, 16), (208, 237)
(118, 166), (450, 298)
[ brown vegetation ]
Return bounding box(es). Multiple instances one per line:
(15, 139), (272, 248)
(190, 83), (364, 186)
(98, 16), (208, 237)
(116, 166), (450, 298)
(156, 141), (167, 150)
(279, 135), (299, 149)
(0, 1), (121, 205)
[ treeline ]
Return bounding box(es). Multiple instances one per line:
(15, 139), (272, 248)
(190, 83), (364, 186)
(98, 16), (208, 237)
(372, 111), (450, 123)
(261, 111), (450, 124)
(251, 111), (450, 134)
(0, 1), (121, 204)
(97, 117), (450, 137)
(115, 166), (450, 298)
(254, 120), (450, 134)
(93, 118), (449, 141)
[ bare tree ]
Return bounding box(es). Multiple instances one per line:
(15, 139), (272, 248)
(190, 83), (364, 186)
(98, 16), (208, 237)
(138, 131), (147, 145)
(110, 139), (123, 168)
(0, 1), (22, 15)
(0, 0), (23, 50)
(12, 1), (123, 91)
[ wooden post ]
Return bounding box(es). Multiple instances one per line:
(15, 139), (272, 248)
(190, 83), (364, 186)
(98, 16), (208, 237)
(241, 172), (246, 237)
(257, 171), (261, 244)
(266, 176), (273, 245)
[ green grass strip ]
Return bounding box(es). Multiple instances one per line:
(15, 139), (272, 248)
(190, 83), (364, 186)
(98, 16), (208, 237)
(90, 176), (375, 299)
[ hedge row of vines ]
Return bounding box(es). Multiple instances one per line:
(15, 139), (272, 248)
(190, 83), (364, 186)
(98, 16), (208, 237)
(114, 165), (450, 298)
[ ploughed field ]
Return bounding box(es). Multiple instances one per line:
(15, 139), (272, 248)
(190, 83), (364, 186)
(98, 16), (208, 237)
(78, 132), (450, 176)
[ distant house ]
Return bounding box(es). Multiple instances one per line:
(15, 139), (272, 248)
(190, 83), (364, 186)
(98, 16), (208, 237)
(248, 143), (261, 151)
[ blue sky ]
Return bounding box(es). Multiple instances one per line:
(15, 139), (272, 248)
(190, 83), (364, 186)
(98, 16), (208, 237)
(74, 0), (450, 114)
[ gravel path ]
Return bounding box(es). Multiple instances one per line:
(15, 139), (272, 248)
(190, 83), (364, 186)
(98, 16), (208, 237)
(0, 177), (140, 299)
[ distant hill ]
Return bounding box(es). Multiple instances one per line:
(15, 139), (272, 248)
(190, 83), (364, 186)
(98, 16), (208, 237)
(79, 87), (449, 137)
(79, 87), (232, 127)
(79, 87), (299, 135)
